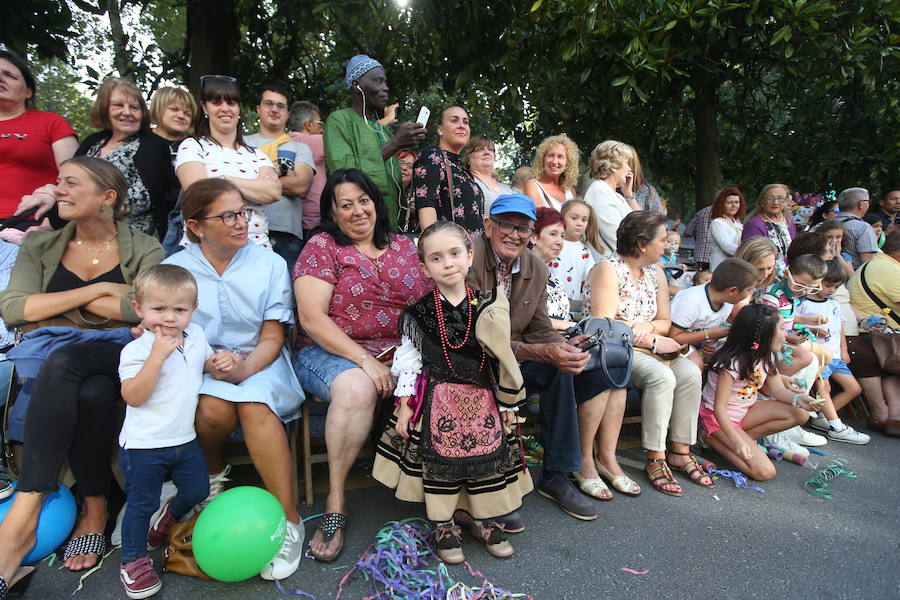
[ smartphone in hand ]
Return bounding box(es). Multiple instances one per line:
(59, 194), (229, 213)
(416, 107), (430, 128)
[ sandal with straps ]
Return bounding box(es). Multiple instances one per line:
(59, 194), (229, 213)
(310, 513), (346, 563)
(667, 450), (714, 488)
(645, 458), (682, 497)
(1, 566), (35, 600)
(63, 533), (107, 571)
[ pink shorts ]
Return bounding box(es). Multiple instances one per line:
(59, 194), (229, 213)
(699, 405), (743, 437)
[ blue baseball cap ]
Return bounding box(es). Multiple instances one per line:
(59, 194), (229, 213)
(489, 193), (537, 221)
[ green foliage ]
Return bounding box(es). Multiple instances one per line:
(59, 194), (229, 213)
(2, 2), (75, 59)
(30, 59), (94, 139)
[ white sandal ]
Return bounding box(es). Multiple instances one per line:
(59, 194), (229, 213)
(572, 472), (612, 500)
(594, 459), (642, 496)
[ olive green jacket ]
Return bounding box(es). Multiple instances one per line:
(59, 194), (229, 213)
(0, 220), (164, 327)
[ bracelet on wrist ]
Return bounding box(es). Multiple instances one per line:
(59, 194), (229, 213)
(651, 335), (658, 354)
(356, 352), (370, 367)
(704, 329), (710, 341)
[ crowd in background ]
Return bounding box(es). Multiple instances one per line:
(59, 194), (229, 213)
(0, 48), (898, 597)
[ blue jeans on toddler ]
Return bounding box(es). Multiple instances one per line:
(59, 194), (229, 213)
(119, 439), (209, 563)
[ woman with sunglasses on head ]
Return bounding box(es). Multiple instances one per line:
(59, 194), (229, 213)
(462, 135), (514, 215)
(175, 76), (281, 249)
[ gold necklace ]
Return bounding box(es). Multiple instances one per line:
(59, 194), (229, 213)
(76, 232), (118, 265)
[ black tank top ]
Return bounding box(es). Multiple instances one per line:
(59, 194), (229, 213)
(46, 263), (126, 293)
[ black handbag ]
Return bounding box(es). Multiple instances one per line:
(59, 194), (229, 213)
(577, 317), (634, 387)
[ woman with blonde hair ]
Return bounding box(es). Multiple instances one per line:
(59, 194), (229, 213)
(583, 140), (640, 256)
(149, 86), (197, 157)
(742, 183), (797, 272)
(524, 134), (580, 211)
(627, 145), (665, 215)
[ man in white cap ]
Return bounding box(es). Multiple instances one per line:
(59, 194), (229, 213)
(324, 55), (426, 229)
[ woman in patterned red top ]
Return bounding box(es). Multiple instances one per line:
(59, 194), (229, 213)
(292, 168), (429, 562)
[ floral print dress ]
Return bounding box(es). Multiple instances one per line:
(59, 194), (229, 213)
(581, 253), (658, 321)
(411, 146), (485, 233)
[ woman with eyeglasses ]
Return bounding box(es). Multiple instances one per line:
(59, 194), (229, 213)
(742, 183), (797, 272)
(412, 106), (485, 233)
(292, 169), (429, 562)
(163, 177), (305, 580)
(0, 157), (162, 580)
(175, 75), (281, 249)
(462, 135), (514, 215)
(75, 77), (179, 241)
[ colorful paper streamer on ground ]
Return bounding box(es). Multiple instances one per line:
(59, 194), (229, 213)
(804, 459), (857, 500)
(708, 468), (766, 493)
(334, 518), (532, 600)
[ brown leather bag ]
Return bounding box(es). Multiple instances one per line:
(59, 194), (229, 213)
(870, 333), (900, 375)
(161, 512), (211, 580)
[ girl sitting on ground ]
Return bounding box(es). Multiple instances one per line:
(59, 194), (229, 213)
(701, 304), (816, 481)
(373, 221), (532, 563)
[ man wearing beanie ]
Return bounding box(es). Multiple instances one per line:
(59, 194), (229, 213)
(324, 55), (426, 229)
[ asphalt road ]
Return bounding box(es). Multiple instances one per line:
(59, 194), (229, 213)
(19, 420), (900, 600)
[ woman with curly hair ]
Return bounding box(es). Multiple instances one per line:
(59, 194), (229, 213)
(524, 134), (580, 211)
(709, 187), (746, 269)
(583, 140), (640, 257)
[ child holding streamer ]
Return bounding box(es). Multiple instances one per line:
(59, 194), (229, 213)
(373, 221), (532, 564)
(701, 304), (818, 481)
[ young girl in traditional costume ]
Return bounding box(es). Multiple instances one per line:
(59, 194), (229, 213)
(373, 221), (532, 563)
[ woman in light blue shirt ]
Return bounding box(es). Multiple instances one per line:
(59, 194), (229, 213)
(165, 177), (304, 581)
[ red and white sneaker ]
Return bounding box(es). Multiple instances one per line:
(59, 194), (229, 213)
(119, 556), (161, 599)
(147, 499), (176, 550)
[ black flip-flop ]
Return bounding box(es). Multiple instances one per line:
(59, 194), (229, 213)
(63, 533), (106, 572)
(310, 513), (346, 563)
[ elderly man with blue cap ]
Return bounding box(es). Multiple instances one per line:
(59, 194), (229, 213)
(324, 55), (426, 229)
(466, 193), (608, 522)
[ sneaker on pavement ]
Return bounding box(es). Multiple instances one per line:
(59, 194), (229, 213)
(0, 464), (13, 500)
(195, 465), (231, 512)
(120, 557), (161, 599)
(781, 424), (827, 447)
(537, 471), (597, 521)
(147, 499), (177, 550)
(807, 416), (830, 432)
(827, 424), (871, 444)
(259, 520), (304, 580)
(761, 431), (811, 457)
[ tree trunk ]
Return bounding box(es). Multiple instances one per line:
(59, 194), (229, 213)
(106, 0), (131, 78)
(186, 0), (240, 98)
(692, 82), (722, 208)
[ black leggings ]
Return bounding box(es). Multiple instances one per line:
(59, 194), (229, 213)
(17, 341), (124, 496)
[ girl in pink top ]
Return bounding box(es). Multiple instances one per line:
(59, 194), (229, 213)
(700, 304), (818, 481)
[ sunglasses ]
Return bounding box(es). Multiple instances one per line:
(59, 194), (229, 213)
(200, 74), (238, 87)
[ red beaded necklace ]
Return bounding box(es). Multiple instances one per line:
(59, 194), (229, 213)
(433, 285), (486, 376)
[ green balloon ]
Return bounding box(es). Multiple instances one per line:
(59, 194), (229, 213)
(193, 486), (287, 582)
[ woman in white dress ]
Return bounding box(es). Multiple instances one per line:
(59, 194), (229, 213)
(523, 134), (580, 211)
(583, 140), (641, 257)
(708, 187), (746, 270)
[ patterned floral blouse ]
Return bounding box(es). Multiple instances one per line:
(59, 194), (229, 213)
(292, 232), (430, 353)
(412, 146), (485, 233)
(582, 253), (659, 322)
(545, 272), (572, 321)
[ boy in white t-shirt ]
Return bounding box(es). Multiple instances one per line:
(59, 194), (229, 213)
(669, 258), (760, 368)
(117, 265), (235, 599)
(796, 259), (870, 444)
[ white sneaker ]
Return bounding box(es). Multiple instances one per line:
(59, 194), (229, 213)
(259, 520), (304, 580)
(195, 465), (231, 511)
(807, 416), (830, 432)
(827, 424), (871, 444)
(761, 431), (810, 457)
(781, 425), (827, 447)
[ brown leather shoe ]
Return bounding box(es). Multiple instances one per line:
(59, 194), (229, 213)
(469, 520), (514, 558)
(434, 522), (465, 564)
